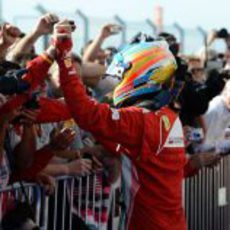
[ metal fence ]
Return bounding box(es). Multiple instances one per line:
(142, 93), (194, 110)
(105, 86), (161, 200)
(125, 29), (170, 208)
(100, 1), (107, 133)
(0, 181), (46, 228)
(10, 5), (218, 56)
(0, 155), (229, 230)
(184, 155), (230, 230)
(0, 172), (119, 230)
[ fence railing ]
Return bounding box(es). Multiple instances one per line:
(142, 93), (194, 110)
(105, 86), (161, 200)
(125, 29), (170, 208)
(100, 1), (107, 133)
(184, 155), (230, 230)
(0, 155), (229, 230)
(11, 6), (213, 55)
(0, 171), (119, 230)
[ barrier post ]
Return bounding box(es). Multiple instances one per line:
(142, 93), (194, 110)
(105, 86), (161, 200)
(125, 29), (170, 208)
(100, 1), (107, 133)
(145, 19), (157, 36)
(114, 15), (127, 46)
(35, 4), (49, 50)
(197, 26), (208, 62)
(173, 22), (185, 53)
(76, 10), (90, 46)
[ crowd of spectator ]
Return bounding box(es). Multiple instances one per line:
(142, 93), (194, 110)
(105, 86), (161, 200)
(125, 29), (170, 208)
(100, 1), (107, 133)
(0, 12), (229, 230)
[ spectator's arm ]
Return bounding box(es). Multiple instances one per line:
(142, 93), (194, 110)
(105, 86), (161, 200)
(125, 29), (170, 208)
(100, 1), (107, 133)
(82, 36), (104, 62)
(47, 61), (106, 91)
(53, 149), (81, 160)
(7, 32), (39, 62)
(82, 24), (117, 62)
(0, 106), (20, 163)
(11, 124), (78, 181)
(8, 13), (59, 62)
(13, 125), (36, 170)
(12, 109), (42, 171)
(42, 159), (92, 177)
(184, 152), (221, 178)
(80, 145), (120, 184)
(82, 62), (106, 88)
(42, 163), (69, 177)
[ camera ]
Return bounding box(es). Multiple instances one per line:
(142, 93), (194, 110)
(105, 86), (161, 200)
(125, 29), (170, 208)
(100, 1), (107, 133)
(187, 128), (204, 142)
(53, 20), (76, 32)
(130, 32), (155, 44)
(0, 68), (30, 95)
(110, 25), (123, 35)
(67, 20), (76, 32)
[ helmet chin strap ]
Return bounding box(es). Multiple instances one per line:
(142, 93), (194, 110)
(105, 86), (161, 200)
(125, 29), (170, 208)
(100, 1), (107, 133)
(134, 88), (172, 111)
(135, 100), (158, 110)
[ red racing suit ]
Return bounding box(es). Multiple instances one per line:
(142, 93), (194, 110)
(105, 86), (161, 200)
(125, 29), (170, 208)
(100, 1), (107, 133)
(52, 56), (188, 230)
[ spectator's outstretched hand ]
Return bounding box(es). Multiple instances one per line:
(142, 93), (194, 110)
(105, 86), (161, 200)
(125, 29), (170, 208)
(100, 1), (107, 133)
(189, 152), (221, 170)
(49, 127), (76, 150)
(34, 13), (59, 36)
(66, 158), (93, 176)
(36, 172), (55, 195)
(18, 108), (40, 127)
(100, 24), (122, 39)
(80, 146), (103, 170)
(54, 149), (81, 160)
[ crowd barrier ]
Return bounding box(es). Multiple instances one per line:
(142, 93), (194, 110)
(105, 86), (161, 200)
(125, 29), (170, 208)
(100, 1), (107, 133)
(0, 156), (229, 230)
(0, 171), (119, 230)
(184, 155), (230, 230)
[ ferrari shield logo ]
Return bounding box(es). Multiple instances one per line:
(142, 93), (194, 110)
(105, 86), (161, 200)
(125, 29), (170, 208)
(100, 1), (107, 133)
(162, 115), (170, 131)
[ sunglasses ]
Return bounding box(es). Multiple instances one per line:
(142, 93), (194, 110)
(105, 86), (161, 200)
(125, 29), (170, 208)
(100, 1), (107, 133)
(191, 68), (204, 74)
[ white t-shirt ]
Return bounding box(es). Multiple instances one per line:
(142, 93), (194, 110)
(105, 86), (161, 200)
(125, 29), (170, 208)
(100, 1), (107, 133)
(201, 95), (230, 150)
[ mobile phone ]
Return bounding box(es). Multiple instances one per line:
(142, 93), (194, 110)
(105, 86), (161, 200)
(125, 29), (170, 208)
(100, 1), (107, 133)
(68, 20), (76, 32)
(188, 128), (204, 142)
(53, 20), (76, 33)
(110, 25), (123, 35)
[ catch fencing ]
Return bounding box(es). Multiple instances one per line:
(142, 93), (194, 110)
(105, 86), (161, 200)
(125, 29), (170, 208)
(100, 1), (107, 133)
(11, 5), (214, 55)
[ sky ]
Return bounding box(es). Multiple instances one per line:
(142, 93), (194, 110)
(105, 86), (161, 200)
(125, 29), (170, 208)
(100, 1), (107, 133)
(2, 0), (230, 30)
